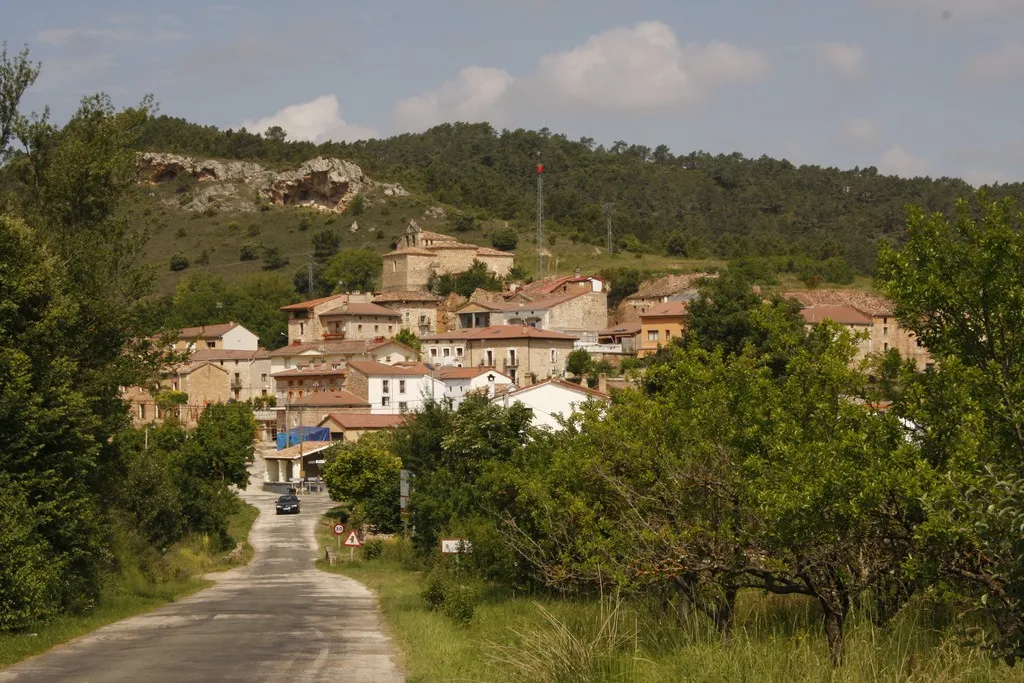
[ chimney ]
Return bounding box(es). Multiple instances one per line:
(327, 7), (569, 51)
(598, 373), (608, 395)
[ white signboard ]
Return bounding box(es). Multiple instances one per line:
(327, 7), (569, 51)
(440, 539), (472, 554)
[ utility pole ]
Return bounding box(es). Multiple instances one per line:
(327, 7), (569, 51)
(605, 203), (613, 253)
(536, 154), (545, 278)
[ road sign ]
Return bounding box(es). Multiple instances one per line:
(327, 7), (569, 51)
(343, 531), (363, 547)
(333, 523), (346, 536)
(441, 539), (472, 554)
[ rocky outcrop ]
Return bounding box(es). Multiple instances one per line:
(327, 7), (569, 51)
(137, 152), (407, 213)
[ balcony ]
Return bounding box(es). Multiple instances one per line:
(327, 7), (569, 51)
(503, 358), (519, 370)
(230, 379), (243, 391)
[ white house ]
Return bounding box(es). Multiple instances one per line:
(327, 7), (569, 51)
(173, 322), (260, 351)
(495, 379), (610, 431)
(435, 366), (514, 407)
(345, 361), (447, 415)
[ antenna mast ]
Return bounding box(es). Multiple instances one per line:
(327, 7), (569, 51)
(536, 154), (545, 278)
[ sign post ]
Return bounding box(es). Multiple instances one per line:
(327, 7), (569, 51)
(332, 522), (346, 552)
(343, 530), (363, 561)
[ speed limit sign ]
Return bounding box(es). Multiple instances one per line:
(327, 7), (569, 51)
(333, 523), (346, 536)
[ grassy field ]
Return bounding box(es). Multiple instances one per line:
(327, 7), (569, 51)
(315, 525), (1021, 683)
(0, 499), (258, 668)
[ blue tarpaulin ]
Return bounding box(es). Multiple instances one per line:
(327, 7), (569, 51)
(276, 426), (331, 450)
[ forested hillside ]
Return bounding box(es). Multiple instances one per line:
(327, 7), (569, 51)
(137, 116), (1024, 273)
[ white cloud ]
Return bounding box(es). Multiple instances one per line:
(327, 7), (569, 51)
(393, 21), (768, 132)
(842, 117), (881, 143)
(241, 95), (377, 143)
(36, 26), (136, 45)
(962, 43), (1024, 83)
(816, 42), (865, 80)
(963, 169), (1005, 186)
(878, 146), (932, 177)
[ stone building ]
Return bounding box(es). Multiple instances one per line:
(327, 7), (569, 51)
(381, 222), (514, 292)
(318, 301), (402, 341)
(421, 326), (577, 387)
(268, 339), (418, 401)
(345, 360), (446, 414)
(785, 290), (932, 368)
(454, 290), (609, 344)
(281, 293), (375, 344)
(172, 322), (259, 351)
(187, 348), (272, 403)
(317, 413), (408, 443)
(371, 290), (442, 336)
(619, 273), (716, 323)
(799, 305), (874, 360)
(126, 360), (231, 428)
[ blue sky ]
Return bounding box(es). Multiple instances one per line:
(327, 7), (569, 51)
(8, 0), (1024, 183)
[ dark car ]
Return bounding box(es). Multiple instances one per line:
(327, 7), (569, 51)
(275, 495), (300, 515)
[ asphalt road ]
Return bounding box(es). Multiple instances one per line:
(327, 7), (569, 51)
(0, 481), (404, 683)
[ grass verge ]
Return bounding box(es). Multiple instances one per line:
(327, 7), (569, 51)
(315, 518), (1024, 683)
(0, 498), (259, 668)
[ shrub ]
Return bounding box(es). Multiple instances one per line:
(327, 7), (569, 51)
(451, 213), (476, 232)
(298, 216), (312, 231)
(348, 195), (364, 215)
(491, 227), (519, 251)
(421, 571), (448, 610)
(203, 206), (218, 217)
(227, 220), (239, 231)
(363, 538), (384, 561)
(239, 243), (260, 261)
(170, 253), (190, 271)
(175, 226), (186, 238)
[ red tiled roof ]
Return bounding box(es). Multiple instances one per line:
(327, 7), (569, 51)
(188, 348), (270, 361)
(640, 301), (689, 318)
(280, 294), (348, 312)
(177, 322), (241, 339)
(458, 291), (588, 314)
(347, 360), (433, 377)
(786, 290), (895, 316)
(264, 441), (334, 460)
(271, 365), (347, 379)
(373, 291), (441, 303)
(288, 390), (369, 407)
(428, 242), (479, 250)
(419, 230), (456, 242)
(474, 247), (515, 256)
(422, 326), (578, 342)
(268, 339), (410, 357)
(800, 305), (873, 326)
(320, 302), (402, 317)
(320, 413), (408, 430)
(599, 323), (642, 336)
(385, 247), (436, 257)
(626, 273), (717, 301)
(434, 366), (512, 381)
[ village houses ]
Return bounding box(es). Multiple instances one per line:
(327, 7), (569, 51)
(619, 273), (716, 322)
(269, 338), (417, 403)
(371, 290), (442, 336)
(495, 379), (611, 431)
(344, 361), (447, 414)
(638, 301), (689, 357)
(434, 366), (515, 407)
(454, 288), (608, 344)
(420, 326), (577, 387)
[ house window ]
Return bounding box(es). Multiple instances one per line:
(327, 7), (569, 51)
(358, 324), (363, 332)
(883, 317), (889, 325)
(399, 380), (406, 394)
(443, 348), (450, 357)
(261, 374), (268, 382)
(289, 380), (294, 387)
(883, 326), (889, 336)
(648, 330), (659, 341)
(207, 341), (216, 349)
(382, 396), (391, 407)
(383, 380), (390, 394)
(456, 347), (464, 357)
(916, 339), (923, 348)
(298, 390), (304, 398)
(884, 343), (889, 352)
(374, 325), (379, 333)
(139, 404), (146, 419)
(172, 380), (179, 391)
(550, 349), (557, 363)
(388, 326), (393, 333)
(299, 323), (304, 336)
(156, 405), (162, 419)
(665, 330), (671, 339)
(430, 348), (438, 357)
(261, 389), (268, 396)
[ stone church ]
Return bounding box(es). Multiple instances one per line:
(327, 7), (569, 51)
(381, 221), (514, 292)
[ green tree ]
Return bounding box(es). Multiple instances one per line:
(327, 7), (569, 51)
(312, 228), (340, 260)
(564, 348), (593, 379)
(323, 432), (402, 533)
(170, 253), (189, 271)
(0, 43), (39, 158)
(490, 226), (518, 251)
(323, 247), (382, 293)
(261, 246), (289, 270)
(878, 196), (1024, 663)
(395, 328), (421, 352)
(450, 212), (476, 232)
(430, 260), (502, 298)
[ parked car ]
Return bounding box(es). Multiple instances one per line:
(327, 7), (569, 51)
(275, 495), (300, 515)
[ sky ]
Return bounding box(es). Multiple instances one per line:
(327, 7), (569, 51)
(8, 0), (1024, 184)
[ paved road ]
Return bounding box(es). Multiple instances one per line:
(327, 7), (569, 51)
(0, 480), (404, 683)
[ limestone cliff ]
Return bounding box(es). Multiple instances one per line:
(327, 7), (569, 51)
(137, 152), (408, 213)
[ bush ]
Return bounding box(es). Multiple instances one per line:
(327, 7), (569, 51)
(170, 253), (190, 271)
(363, 538), (384, 561)
(451, 213), (476, 232)
(203, 206), (218, 218)
(239, 243), (260, 261)
(420, 568), (477, 626)
(348, 195), (364, 215)
(491, 227), (519, 251)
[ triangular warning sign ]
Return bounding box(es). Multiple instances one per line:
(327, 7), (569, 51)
(343, 530), (363, 547)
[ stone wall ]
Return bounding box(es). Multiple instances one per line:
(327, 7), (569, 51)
(547, 292), (609, 342)
(382, 253), (436, 291)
